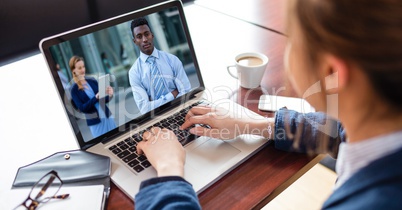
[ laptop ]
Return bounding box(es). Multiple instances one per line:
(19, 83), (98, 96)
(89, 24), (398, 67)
(40, 0), (268, 198)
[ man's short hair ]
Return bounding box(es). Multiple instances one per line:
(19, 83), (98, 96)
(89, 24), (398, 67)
(131, 17), (150, 38)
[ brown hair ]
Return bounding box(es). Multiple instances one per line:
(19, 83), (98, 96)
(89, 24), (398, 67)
(69, 55), (85, 90)
(289, 0), (402, 110)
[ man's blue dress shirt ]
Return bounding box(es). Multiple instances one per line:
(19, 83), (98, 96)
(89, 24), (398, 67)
(129, 48), (191, 114)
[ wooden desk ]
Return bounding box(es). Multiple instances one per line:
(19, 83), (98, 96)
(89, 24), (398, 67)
(107, 3), (320, 210)
(195, 0), (287, 35)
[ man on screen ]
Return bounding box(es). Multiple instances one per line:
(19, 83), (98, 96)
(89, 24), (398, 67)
(128, 17), (191, 114)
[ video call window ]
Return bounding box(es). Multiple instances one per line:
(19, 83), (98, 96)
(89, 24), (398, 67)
(49, 7), (200, 142)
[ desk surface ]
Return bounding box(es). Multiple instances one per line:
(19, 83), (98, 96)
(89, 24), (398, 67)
(0, 2), (319, 210)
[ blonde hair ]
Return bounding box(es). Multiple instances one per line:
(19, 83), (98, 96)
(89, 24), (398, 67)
(69, 56), (85, 90)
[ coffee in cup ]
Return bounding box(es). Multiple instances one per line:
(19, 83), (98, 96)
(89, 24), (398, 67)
(227, 52), (269, 89)
(236, 56), (264, 67)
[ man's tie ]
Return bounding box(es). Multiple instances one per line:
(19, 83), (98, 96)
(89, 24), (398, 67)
(146, 56), (166, 100)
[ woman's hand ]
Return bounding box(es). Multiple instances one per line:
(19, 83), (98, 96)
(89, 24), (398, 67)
(137, 127), (185, 177)
(106, 86), (114, 97)
(95, 86), (113, 100)
(180, 105), (273, 140)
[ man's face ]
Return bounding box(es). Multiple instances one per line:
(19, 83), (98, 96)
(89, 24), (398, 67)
(133, 24), (154, 55)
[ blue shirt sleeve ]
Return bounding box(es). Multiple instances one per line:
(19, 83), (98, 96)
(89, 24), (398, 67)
(274, 108), (346, 158)
(135, 176), (201, 210)
(128, 50), (191, 115)
(169, 55), (191, 97)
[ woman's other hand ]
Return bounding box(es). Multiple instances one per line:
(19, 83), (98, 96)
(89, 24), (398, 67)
(137, 127), (185, 177)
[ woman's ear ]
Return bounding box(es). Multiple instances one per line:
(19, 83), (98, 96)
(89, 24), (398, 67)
(322, 55), (349, 95)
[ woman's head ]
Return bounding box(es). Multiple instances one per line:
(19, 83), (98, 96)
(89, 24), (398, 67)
(69, 56), (86, 89)
(285, 0), (402, 113)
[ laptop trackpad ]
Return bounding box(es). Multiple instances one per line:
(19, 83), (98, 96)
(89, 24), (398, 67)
(186, 138), (240, 175)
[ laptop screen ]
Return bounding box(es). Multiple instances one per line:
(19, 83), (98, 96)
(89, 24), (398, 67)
(40, 0), (204, 149)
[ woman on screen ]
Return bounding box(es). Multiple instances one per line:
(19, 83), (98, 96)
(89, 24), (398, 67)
(69, 55), (116, 138)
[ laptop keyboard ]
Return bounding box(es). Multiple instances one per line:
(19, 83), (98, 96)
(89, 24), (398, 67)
(108, 101), (207, 173)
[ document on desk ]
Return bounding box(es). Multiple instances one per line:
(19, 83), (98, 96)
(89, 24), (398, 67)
(2, 185), (104, 210)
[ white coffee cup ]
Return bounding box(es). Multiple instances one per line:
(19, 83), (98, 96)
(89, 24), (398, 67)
(227, 52), (269, 89)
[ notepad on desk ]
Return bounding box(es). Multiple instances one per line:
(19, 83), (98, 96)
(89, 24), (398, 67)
(3, 185), (105, 210)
